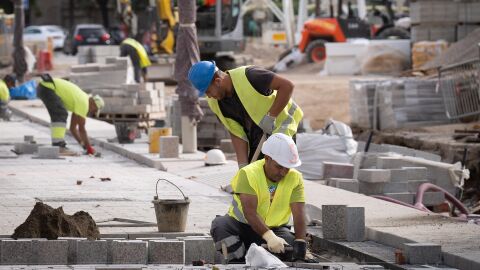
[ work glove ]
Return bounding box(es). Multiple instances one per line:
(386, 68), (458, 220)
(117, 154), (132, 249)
(86, 145), (96, 155)
(262, 230), (288, 254)
(293, 239), (307, 260)
(258, 114), (276, 134)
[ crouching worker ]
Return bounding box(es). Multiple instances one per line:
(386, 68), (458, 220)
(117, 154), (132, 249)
(36, 74), (104, 155)
(0, 74), (15, 121)
(210, 133), (307, 262)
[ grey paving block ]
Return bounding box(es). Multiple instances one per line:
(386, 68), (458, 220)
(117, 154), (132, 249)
(360, 153), (380, 168)
(102, 238), (125, 263)
(404, 243), (442, 264)
(159, 136), (179, 158)
(408, 180), (429, 193)
(322, 205), (346, 240)
(111, 240), (147, 264)
(328, 178), (359, 193)
(24, 135), (34, 142)
(183, 238), (215, 264)
(36, 146), (60, 159)
(358, 169), (390, 183)
(359, 182), (385, 195)
(14, 142), (38, 154)
(76, 240), (108, 264)
(376, 157), (404, 169)
(128, 232), (206, 240)
(322, 162), (354, 179)
(390, 169), (408, 182)
(220, 139), (235, 153)
(148, 240), (184, 264)
(346, 207), (365, 242)
(58, 237), (86, 264)
(421, 192), (446, 206)
(383, 193), (415, 205)
(1, 239), (32, 265)
(403, 167), (428, 180)
(33, 240), (68, 265)
(383, 182), (408, 193)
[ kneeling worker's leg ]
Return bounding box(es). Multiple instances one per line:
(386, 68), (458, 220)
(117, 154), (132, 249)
(272, 226), (295, 246)
(210, 215), (246, 260)
(37, 85), (68, 147)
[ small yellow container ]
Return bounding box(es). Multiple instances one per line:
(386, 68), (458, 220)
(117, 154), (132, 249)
(149, 127), (172, 153)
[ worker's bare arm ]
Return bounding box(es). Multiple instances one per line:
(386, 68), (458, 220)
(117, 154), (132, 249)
(230, 132), (249, 165)
(290, 202), (307, 240)
(71, 114), (91, 148)
(267, 74), (294, 117)
(239, 193), (269, 236)
(69, 114), (83, 146)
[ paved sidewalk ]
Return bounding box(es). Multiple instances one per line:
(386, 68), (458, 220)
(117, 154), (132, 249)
(0, 116), (231, 235)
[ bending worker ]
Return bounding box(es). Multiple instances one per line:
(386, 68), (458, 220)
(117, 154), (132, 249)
(210, 133), (307, 261)
(0, 74), (15, 121)
(188, 61), (303, 168)
(120, 37), (151, 83)
(36, 74), (104, 155)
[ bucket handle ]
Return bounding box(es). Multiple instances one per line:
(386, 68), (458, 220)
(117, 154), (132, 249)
(155, 178), (188, 200)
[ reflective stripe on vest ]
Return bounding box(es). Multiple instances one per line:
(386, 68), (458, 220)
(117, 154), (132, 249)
(122, 38), (152, 68)
(207, 66), (303, 142)
(228, 159), (303, 227)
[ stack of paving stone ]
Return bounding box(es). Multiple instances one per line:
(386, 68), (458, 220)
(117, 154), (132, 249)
(77, 45), (120, 65)
(0, 235), (216, 265)
(166, 96), (229, 148)
(410, 0), (480, 42)
(69, 58), (165, 115)
(349, 78), (450, 130)
(324, 142), (456, 206)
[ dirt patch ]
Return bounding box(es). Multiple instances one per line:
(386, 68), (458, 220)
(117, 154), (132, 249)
(12, 202), (99, 240)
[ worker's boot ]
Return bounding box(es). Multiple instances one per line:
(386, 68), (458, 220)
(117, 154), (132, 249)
(59, 146), (79, 156)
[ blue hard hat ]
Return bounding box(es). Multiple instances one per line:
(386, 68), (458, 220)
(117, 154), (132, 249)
(188, 61), (217, 97)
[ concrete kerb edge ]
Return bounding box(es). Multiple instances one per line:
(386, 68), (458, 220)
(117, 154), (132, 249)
(8, 105), (167, 171)
(309, 234), (404, 270)
(366, 227), (478, 269)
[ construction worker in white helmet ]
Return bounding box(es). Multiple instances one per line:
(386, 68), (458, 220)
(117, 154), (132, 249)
(36, 74), (105, 155)
(210, 133), (307, 262)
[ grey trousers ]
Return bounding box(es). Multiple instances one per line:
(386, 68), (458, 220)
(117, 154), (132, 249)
(210, 215), (295, 261)
(37, 84), (68, 147)
(120, 43), (146, 83)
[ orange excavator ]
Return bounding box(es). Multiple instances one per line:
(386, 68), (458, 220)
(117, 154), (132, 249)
(298, 0), (409, 62)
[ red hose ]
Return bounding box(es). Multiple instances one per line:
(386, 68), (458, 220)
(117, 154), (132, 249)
(415, 182), (469, 219)
(372, 183), (469, 220)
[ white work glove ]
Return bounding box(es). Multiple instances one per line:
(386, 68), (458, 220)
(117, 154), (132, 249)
(258, 114), (276, 134)
(262, 230), (288, 253)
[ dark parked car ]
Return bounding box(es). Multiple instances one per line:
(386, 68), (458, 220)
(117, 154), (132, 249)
(63, 24), (111, 55)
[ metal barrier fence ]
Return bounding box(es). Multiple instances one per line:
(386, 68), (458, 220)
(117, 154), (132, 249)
(437, 59), (480, 119)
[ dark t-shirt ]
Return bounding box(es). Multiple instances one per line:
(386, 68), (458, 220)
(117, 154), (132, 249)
(218, 66), (275, 161)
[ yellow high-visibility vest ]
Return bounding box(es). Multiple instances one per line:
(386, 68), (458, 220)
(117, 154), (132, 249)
(122, 38), (152, 68)
(0, 80), (10, 103)
(228, 159), (304, 227)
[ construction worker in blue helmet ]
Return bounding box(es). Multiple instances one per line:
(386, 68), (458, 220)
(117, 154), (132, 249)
(36, 74), (105, 156)
(0, 74), (15, 121)
(188, 61), (303, 169)
(210, 133), (307, 262)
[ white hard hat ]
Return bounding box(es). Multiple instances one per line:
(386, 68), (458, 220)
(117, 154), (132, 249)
(261, 133), (301, 168)
(205, 149), (227, 166)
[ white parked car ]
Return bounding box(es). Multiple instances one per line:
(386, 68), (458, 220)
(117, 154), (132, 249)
(23, 25), (67, 50)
